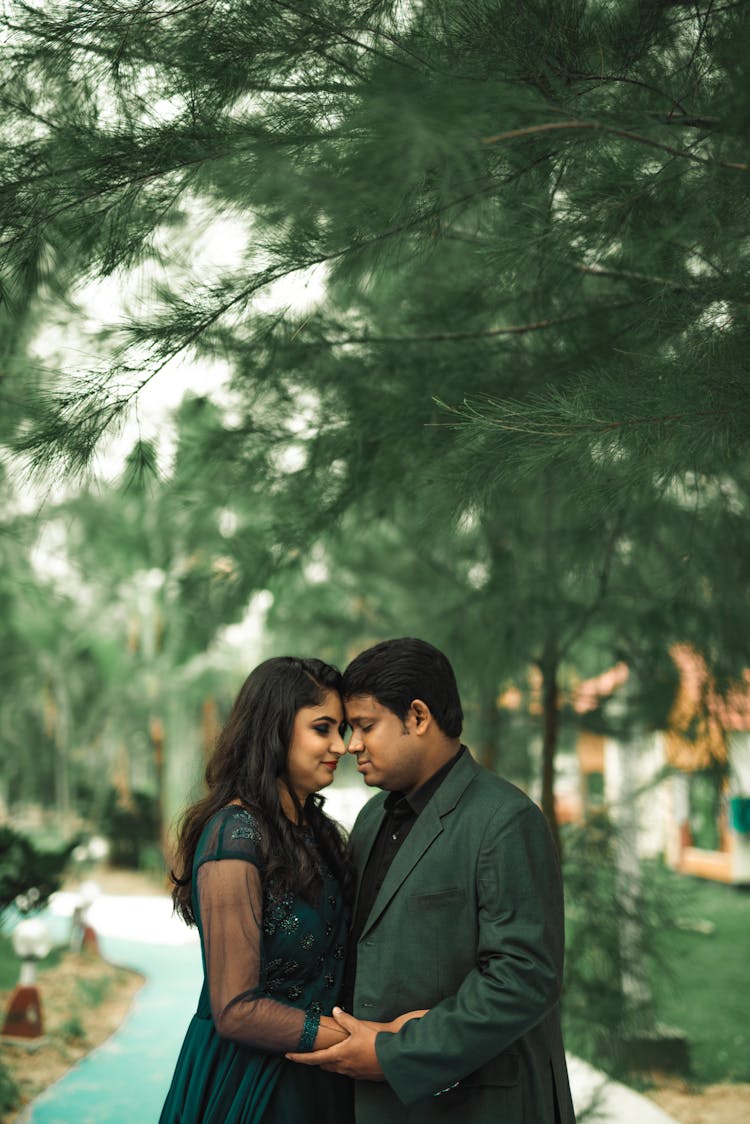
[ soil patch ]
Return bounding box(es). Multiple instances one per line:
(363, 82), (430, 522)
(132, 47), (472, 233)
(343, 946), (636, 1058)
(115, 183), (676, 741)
(0, 949), (144, 1123)
(646, 1080), (750, 1123)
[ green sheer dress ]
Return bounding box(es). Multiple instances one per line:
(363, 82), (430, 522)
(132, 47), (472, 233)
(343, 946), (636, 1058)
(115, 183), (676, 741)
(159, 805), (353, 1123)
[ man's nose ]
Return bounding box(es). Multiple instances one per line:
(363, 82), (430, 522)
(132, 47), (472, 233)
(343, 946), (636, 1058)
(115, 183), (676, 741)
(348, 729), (363, 754)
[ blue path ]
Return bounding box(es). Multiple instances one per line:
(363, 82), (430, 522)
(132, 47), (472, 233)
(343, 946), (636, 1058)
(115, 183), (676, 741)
(18, 934), (201, 1124)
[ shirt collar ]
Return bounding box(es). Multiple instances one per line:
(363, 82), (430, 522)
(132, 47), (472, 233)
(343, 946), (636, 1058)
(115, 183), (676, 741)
(384, 745), (466, 818)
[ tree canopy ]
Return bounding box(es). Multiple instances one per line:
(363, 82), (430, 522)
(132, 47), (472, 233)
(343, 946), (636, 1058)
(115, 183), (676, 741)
(1, 0), (749, 837)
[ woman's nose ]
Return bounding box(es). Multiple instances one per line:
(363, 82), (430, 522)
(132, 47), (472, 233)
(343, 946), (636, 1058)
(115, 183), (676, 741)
(331, 729), (347, 756)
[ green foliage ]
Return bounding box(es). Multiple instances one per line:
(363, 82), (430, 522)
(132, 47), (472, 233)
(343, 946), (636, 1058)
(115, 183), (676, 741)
(76, 974), (112, 1009)
(58, 1014), (87, 1043)
(2, 0), (749, 483)
(1, 0), (750, 833)
(0, 934), (63, 988)
(0, 935), (19, 990)
(562, 813), (681, 1077)
(101, 788), (161, 870)
(0, 1057), (20, 1117)
(0, 825), (77, 921)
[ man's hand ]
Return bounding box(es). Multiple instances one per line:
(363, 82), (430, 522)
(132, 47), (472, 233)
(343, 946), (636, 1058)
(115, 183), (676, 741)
(286, 1008), (385, 1081)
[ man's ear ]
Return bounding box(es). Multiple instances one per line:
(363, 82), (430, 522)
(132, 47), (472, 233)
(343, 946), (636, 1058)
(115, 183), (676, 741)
(410, 699), (432, 733)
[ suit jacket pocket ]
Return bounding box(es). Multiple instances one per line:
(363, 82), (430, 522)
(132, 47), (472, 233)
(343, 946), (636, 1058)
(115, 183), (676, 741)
(407, 887), (466, 910)
(462, 1051), (520, 1087)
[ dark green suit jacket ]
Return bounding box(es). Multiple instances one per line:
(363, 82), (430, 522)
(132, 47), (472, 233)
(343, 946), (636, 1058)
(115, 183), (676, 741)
(348, 749), (576, 1123)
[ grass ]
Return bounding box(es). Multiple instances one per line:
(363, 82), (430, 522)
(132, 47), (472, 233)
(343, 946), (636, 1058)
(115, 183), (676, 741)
(75, 974), (112, 1007)
(653, 872), (750, 1083)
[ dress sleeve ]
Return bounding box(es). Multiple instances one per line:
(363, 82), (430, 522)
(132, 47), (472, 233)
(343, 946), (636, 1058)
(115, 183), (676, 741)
(196, 817), (320, 1054)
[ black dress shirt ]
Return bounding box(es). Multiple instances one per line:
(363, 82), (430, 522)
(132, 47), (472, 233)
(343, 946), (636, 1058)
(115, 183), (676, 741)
(340, 746), (465, 1010)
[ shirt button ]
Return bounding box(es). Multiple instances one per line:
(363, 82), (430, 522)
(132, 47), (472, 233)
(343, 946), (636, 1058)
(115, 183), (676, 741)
(391, 833), (398, 840)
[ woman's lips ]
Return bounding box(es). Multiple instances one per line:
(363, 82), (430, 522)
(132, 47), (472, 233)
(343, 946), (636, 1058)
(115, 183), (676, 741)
(321, 761), (338, 770)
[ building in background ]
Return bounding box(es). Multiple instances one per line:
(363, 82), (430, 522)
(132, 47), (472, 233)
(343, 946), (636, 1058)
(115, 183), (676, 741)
(569, 647), (750, 885)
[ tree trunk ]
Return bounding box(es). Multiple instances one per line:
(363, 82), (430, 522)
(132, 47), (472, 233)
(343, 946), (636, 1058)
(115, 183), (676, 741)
(201, 696), (220, 760)
(608, 732), (651, 1016)
(540, 658), (561, 857)
(476, 684), (500, 771)
(150, 715), (166, 850)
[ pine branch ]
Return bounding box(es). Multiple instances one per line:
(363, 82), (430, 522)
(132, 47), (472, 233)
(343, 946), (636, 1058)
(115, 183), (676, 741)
(568, 72), (690, 116)
(679, 0), (716, 83)
(481, 119), (749, 173)
(570, 262), (734, 298)
(270, 0), (419, 73)
(300, 302), (641, 348)
(15, 147), (563, 463)
(558, 508), (627, 659)
(119, 0), (220, 23)
(443, 400), (747, 440)
(665, 2), (747, 27)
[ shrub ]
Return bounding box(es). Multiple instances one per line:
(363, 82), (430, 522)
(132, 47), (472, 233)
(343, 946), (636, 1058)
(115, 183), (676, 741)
(562, 812), (682, 1077)
(0, 1057), (20, 1116)
(0, 826), (77, 922)
(100, 788), (161, 870)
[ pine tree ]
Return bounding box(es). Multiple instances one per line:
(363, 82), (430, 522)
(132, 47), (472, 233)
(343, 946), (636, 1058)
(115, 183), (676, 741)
(2, 0), (749, 837)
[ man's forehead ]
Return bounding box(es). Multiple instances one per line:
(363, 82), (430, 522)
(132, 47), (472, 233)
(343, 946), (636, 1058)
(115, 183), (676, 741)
(344, 694), (385, 720)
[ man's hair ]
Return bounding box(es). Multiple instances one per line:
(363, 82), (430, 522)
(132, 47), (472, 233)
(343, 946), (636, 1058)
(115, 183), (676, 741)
(343, 637), (463, 738)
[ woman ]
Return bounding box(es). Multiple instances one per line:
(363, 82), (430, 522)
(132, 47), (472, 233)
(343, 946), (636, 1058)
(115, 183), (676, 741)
(159, 656), (355, 1123)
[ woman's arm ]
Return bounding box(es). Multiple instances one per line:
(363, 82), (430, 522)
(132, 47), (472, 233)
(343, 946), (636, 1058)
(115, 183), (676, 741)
(199, 859), (322, 1053)
(315, 1015), (349, 1048)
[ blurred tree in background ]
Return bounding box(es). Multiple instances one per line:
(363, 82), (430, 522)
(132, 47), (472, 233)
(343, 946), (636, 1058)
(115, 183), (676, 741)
(1, 0), (749, 845)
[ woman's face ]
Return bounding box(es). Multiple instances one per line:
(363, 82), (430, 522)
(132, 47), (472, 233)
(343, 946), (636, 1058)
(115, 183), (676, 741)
(284, 689), (347, 805)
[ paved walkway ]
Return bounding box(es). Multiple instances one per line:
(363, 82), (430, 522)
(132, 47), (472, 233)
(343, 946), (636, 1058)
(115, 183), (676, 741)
(17, 894), (200, 1124)
(17, 893), (678, 1123)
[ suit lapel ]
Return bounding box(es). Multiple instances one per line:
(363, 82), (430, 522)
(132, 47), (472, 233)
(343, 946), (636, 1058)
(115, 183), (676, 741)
(358, 750), (479, 941)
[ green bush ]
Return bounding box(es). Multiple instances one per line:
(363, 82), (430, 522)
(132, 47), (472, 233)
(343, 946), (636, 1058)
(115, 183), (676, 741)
(76, 975), (112, 1008)
(100, 788), (161, 870)
(58, 1015), (87, 1043)
(0, 1057), (20, 1116)
(0, 825), (78, 922)
(562, 812), (682, 1077)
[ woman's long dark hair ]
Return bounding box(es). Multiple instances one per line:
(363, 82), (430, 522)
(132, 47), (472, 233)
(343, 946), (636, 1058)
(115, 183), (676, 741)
(171, 656), (351, 926)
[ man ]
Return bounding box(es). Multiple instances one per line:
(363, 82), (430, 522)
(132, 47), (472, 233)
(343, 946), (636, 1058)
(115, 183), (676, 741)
(290, 637), (576, 1123)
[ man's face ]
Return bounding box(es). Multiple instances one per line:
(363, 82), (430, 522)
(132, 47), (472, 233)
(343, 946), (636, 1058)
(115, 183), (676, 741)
(344, 694), (426, 794)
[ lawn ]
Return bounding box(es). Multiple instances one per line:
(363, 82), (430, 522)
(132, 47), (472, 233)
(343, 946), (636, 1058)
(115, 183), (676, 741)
(654, 873), (750, 1083)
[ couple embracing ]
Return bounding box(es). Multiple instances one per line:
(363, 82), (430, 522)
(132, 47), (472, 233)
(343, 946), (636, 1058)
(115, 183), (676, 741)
(160, 638), (575, 1123)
